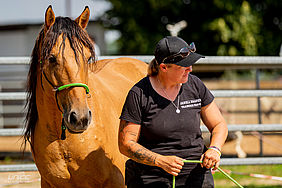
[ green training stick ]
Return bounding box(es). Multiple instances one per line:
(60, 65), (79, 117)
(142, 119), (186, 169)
(172, 160), (244, 188)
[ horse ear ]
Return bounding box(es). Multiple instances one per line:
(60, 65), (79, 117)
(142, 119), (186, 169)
(45, 5), (55, 31)
(75, 6), (90, 29)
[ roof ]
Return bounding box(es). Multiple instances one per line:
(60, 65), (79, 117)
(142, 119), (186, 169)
(0, 0), (110, 26)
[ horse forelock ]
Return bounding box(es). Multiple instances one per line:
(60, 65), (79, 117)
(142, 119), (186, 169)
(23, 16), (96, 152)
(42, 17), (96, 68)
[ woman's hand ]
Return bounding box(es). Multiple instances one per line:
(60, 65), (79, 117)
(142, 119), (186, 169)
(155, 155), (184, 176)
(200, 149), (220, 170)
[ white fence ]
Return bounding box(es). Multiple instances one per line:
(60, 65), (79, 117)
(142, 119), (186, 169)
(0, 56), (282, 171)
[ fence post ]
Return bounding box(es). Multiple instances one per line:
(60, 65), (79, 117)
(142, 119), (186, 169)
(255, 68), (263, 156)
(0, 85), (3, 128)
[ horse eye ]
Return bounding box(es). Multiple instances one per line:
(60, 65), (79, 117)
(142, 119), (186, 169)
(88, 56), (95, 64)
(49, 56), (57, 63)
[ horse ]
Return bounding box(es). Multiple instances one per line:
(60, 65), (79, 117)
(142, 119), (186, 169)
(23, 5), (147, 187)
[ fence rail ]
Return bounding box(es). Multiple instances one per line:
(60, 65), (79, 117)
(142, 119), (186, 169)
(1, 124), (282, 136)
(0, 56), (282, 171)
(201, 124), (282, 132)
(1, 90), (282, 101)
(1, 56), (282, 70)
(1, 157), (282, 172)
(1, 56), (282, 64)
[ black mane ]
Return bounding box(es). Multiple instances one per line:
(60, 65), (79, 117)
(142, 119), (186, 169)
(23, 16), (96, 151)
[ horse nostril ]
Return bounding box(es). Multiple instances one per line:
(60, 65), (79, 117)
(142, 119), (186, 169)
(82, 118), (89, 128)
(70, 111), (78, 125)
(88, 110), (92, 119)
(68, 110), (91, 128)
(87, 110), (92, 125)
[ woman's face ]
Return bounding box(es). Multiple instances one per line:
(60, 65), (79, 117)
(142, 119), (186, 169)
(165, 64), (193, 84)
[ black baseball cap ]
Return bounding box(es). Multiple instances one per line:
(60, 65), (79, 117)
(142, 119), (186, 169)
(154, 36), (204, 67)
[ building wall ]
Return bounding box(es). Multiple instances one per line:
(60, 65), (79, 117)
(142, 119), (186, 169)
(0, 28), (31, 56)
(0, 22), (105, 57)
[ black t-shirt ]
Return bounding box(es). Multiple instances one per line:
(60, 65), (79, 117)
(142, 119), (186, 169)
(120, 74), (214, 185)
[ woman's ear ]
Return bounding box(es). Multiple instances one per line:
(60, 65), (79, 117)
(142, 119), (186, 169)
(159, 63), (168, 71)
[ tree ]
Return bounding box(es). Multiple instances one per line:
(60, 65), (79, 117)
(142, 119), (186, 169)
(209, 1), (262, 55)
(101, 0), (282, 56)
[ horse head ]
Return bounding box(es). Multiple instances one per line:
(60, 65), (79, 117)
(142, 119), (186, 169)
(39, 6), (95, 134)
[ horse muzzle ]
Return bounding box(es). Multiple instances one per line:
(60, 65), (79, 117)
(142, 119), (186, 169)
(64, 108), (92, 133)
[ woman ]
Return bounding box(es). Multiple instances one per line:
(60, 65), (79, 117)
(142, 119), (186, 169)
(119, 36), (228, 188)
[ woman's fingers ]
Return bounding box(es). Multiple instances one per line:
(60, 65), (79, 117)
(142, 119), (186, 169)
(213, 161), (220, 170)
(201, 149), (220, 169)
(205, 159), (213, 169)
(171, 167), (181, 176)
(200, 154), (204, 168)
(169, 158), (184, 175)
(157, 155), (184, 176)
(159, 151), (220, 175)
(175, 158), (185, 167)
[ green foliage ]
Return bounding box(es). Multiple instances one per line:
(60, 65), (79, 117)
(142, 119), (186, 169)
(4, 156), (12, 163)
(210, 1), (262, 55)
(101, 0), (282, 56)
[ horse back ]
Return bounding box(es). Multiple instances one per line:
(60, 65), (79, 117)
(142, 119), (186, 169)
(93, 57), (147, 81)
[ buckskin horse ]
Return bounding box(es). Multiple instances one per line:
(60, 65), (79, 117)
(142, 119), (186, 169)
(23, 5), (147, 187)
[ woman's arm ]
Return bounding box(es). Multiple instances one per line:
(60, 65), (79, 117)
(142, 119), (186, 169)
(200, 100), (228, 170)
(118, 120), (184, 176)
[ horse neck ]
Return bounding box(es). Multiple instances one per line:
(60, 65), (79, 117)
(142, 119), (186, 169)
(88, 74), (121, 150)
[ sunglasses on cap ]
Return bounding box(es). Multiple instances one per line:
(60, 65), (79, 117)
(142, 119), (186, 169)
(162, 42), (196, 64)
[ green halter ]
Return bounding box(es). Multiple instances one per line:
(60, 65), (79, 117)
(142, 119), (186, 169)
(56, 83), (89, 94)
(40, 61), (90, 140)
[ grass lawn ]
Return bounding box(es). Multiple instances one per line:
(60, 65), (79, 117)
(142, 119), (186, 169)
(213, 165), (282, 188)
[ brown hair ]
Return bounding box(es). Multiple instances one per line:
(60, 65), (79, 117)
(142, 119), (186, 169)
(147, 58), (160, 76)
(147, 58), (173, 76)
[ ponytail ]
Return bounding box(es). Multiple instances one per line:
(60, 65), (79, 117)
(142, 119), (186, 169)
(147, 58), (159, 76)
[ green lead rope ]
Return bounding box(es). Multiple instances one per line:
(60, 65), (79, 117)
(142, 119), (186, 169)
(172, 160), (244, 188)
